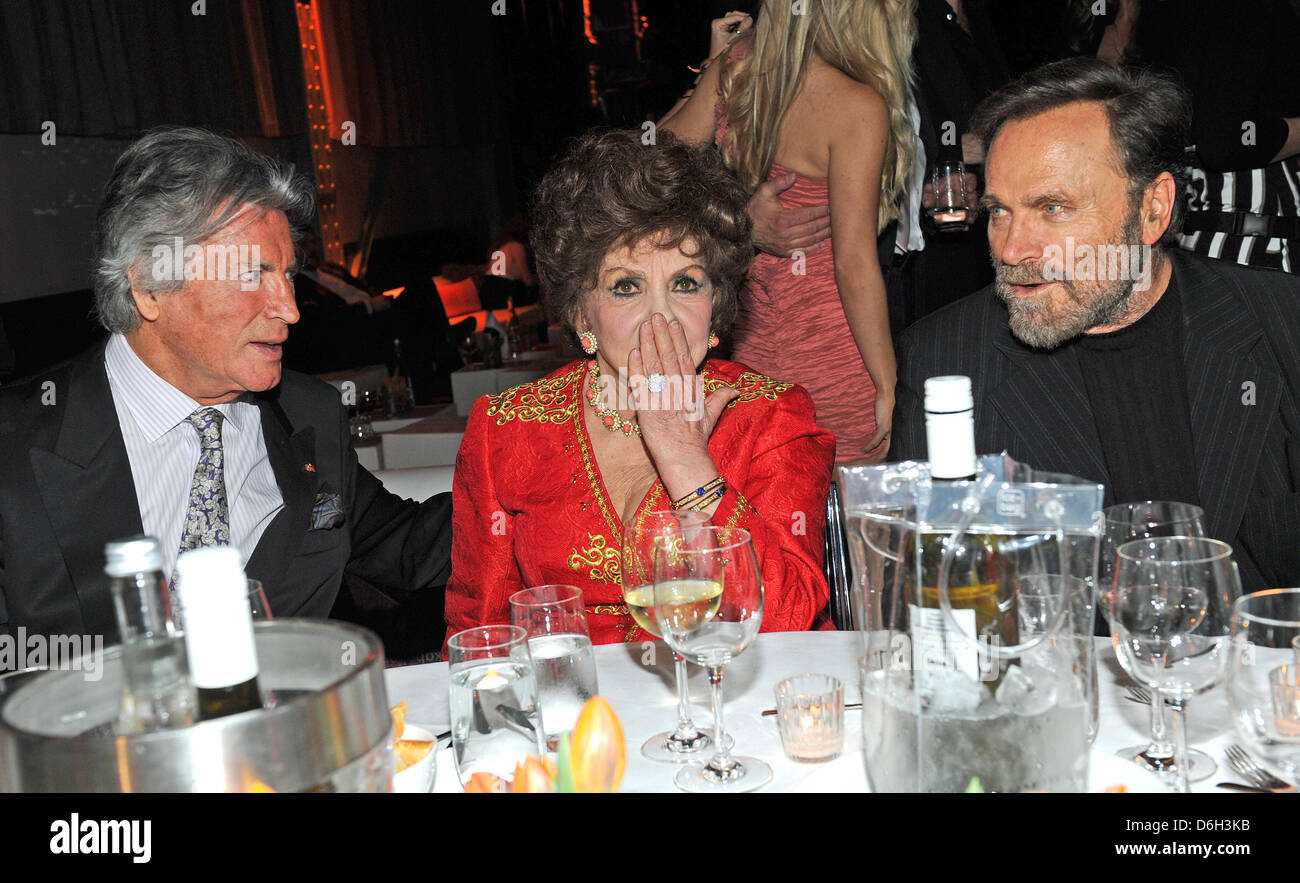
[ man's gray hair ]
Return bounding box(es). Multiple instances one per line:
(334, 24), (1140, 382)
(92, 126), (316, 334)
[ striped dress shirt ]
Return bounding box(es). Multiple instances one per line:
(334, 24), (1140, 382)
(103, 333), (284, 579)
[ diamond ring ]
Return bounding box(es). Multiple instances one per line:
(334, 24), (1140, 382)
(646, 373), (667, 394)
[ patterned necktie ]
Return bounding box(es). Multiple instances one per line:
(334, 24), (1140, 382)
(175, 408), (232, 564)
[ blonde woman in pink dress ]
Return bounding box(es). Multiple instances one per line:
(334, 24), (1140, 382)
(661, 1), (917, 463)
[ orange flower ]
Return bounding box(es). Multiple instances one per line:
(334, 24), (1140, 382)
(512, 755), (558, 793)
(464, 771), (509, 793)
(568, 696), (625, 793)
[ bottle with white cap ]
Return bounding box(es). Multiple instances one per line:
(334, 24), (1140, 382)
(106, 535), (195, 732)
(915, 376), (1016, 685)
(174, 547), (263, 721)
(924, 375), (977, 480)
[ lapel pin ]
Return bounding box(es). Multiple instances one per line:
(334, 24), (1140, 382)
(304, 463), (316, 472)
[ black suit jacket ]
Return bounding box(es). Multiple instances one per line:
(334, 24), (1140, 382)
(0, 341), (452, 643)
(893, 250), (1300, 592)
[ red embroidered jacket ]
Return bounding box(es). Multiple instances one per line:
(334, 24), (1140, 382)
(445, 359), (836, 645)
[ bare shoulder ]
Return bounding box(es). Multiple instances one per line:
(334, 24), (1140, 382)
(810, 67), (887, 137)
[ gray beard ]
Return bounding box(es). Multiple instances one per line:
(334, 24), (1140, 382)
(994, 217), (1148, 350)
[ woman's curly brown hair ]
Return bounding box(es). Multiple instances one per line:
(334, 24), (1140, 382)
(530, 128), (753, 347)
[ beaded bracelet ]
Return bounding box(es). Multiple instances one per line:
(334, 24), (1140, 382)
(671, 476), (727, 511)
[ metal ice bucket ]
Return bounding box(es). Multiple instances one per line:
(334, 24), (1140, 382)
(0, 620), (393, 792)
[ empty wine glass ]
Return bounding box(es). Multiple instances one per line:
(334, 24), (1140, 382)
(1110, 537), (1240, 793)
(622, 510), (728, 762)
(1227, 588), (1300, 787)
(652, 526), (769, 793)
(1100, 502), (1211, 779)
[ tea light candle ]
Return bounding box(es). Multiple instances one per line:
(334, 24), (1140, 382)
(775, 675), (844, 762)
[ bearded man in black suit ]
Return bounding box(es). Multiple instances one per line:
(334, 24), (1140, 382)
(892, 59), (1300, 592)
(0, 127), (451, 646)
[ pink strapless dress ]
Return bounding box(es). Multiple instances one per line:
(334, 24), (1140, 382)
(715, 76), (878, 463)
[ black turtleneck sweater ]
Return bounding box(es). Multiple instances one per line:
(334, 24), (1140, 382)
(1075, 280), (1202, 508)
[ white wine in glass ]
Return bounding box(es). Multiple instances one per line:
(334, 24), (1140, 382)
(621, 511), (727, 762)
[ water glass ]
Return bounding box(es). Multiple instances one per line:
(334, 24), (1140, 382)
(774, 674), (844, 762)
(509, 585), (597, 748)
(1227, 588), (1300, 786)
(447, 625), (545, 784)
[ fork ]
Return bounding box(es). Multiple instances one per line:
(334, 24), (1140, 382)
(1126, 685), (1154, 705)
(1224, 744), (1297, 792)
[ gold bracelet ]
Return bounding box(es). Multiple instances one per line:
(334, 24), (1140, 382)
(671, 476), (726, 510)
(685, 485), (726, 511)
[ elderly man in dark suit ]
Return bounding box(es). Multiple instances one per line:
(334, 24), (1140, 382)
(0, 127), (451, 646)
(893, 59), (1300, 592)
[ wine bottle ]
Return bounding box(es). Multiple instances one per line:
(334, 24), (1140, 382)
(914, 376), (1017, 684)
(174, 547), (263, 721)
(390, 338), (415, 413)
(106, 535), (195, 732)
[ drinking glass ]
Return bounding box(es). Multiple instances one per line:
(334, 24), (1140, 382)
(247, 580), (273, 621)
(1016, 575), (1099, 743)
(1109, 537), (1241, 793)
(930, 159), (970, 231)
(447, 625), (545, 784)
(622, 510), (728, 762)
(652, 526), (769, 792)
(1100, 502), (1210, 777)
(509, 585), (598, 749)
(1227, 588), (1300, 787)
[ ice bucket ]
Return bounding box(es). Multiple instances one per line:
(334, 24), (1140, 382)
(0, 620), (393, 792)
(839, 455), (1104, 792)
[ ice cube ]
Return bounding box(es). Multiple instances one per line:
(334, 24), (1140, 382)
(994, 663), (1058, 716)
(915, 668), (986, 715)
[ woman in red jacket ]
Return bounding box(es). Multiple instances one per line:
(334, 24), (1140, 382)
(445, 129), (835, 645)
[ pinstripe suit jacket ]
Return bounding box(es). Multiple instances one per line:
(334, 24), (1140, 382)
(893, 250), (1300, 592)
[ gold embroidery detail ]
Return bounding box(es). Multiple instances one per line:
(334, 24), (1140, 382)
(573, 405), (622, 541)
(585, 604), (640, 643)
(725, 490), (754, 528)
(587, 604), (629, 616)
(703, 370), (793, 408)
(485, 364), (584, 425)
(567, 532), (621, 584)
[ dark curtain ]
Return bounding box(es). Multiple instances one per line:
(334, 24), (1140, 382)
(315, 0), (507, 147)
(0, 0), (307, 137)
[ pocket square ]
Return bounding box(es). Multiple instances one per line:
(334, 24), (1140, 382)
(310, 492), (346, 530)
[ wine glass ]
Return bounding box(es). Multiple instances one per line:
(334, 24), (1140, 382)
(1100, 502), (1211, 778)
(1227, 588), (1300, 787)
(1109, 537), (1241, 793)
(622, 510), (728, 761)
(652, 526), (769, 793)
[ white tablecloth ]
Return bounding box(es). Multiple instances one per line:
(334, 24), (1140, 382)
(384, 631), (1263, 794)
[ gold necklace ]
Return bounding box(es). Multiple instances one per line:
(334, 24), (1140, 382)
(584, 360), (640, 437)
